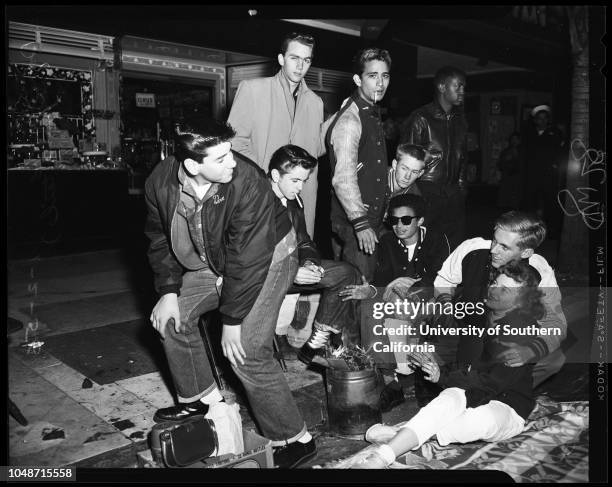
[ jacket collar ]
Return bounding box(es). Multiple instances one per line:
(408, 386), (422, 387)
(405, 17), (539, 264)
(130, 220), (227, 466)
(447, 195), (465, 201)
(352, 90), (381, 118)
(276, 69), (309, 97)
(428, 99), (461, 120)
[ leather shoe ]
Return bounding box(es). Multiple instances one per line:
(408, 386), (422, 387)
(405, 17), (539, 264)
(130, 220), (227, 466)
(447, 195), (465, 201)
(379, 381), (405, 413)
(153, 399), (209, 423)
(273, 438), (317, 468)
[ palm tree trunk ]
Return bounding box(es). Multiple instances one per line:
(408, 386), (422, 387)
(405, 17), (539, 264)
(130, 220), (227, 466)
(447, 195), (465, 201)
(557, 6), (590, 275)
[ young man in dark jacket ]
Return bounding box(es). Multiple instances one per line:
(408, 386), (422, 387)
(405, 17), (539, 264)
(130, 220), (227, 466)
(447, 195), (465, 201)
(267, 145), (361, 365)
(352, 261), (543, 469)
(339, 194), (451, 411)
(399, 66), (468, 251)
(145, 119), (315, 468)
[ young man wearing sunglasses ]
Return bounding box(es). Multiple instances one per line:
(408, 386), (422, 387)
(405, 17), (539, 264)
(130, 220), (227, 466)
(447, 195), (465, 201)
(339, 193), (450, 411)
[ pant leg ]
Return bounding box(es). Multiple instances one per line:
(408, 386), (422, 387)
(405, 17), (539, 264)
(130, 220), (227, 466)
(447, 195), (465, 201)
(332, 223), (378, 282)
(435, 399), (526, 446)
(289, 259), (360, 332)
(533, 349), (565, 387)
(162, 268), (220, 402)
(231, 239), (306, 446)
(399, 387), (468, 448)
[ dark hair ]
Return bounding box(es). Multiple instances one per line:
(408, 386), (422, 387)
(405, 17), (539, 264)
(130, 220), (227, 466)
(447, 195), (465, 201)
(433, 65), (466, 88)
(387, 193), (426, 220)
(497, 261), (545, 320)
(280, 32), (315, 56)
(396, 143), (426, 163)
(353, 47), (392, 76)
(494, 211), (547, 250)
(268, 144), (317, 177)
(174, 118), (236, 164)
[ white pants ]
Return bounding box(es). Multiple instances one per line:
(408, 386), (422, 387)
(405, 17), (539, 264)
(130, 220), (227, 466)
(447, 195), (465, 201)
(402, 387), (526, 449)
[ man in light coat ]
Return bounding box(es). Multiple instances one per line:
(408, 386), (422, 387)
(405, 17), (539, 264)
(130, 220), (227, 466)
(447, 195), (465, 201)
(227, 32), (324, 237)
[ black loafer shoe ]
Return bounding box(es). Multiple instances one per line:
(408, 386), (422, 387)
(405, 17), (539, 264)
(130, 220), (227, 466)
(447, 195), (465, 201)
(273, 438), (317, 468)
(379, 380), (405, 413)
(153, 400), (209, 423)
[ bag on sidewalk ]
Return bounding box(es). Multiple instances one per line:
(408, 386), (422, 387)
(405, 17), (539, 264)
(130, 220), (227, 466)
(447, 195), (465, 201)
(151, 415), (218, 467)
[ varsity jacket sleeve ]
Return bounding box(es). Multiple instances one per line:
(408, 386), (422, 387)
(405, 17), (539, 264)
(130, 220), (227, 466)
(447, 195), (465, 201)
(434, 237), (490, 296)
(227, 81), (257, 163)
(220, 176), (277, 326)
(527, 254), (568, 357)
(144, 175), (184, 296)
(330, 103), (370, 232)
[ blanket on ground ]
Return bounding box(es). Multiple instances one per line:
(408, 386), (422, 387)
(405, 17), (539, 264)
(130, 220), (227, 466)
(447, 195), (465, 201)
(318, 395), (589, 483)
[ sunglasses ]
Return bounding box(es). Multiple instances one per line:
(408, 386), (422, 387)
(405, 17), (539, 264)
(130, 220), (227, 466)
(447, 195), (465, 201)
(388, 215), (419, 226)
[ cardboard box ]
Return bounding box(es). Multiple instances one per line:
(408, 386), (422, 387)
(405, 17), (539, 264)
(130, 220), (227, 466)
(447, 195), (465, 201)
(137, 428), (274, 469)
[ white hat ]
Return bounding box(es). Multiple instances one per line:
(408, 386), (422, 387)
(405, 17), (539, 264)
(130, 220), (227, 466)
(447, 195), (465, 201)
(531, 105), (551, 117)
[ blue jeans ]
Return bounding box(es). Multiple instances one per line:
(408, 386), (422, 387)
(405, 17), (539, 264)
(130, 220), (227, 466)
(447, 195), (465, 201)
(161, 237), (306, 445)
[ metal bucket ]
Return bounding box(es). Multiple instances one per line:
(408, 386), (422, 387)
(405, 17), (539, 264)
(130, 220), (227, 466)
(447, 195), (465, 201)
(326, 368), (384, 436)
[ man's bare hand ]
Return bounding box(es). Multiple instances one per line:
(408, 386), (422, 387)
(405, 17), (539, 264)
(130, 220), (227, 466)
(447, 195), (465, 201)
(496, 341), (535, 367)
(339, 275), (374, 301)
(356, 228), (378, 255)
(150, 293), (180, 339)
(221, 324), (246, 367)
(294, 266), (323, 285)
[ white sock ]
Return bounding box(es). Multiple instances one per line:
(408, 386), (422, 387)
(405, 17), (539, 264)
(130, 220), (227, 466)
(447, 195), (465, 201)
(297, 432), (313, 444)
(377, 444), (396, 465)
(199, 388), (224, 405)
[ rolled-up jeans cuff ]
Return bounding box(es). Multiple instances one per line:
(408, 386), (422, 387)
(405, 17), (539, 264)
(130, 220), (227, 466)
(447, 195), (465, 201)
(268, 423), (308, 447)
(177, 382), (218, 403)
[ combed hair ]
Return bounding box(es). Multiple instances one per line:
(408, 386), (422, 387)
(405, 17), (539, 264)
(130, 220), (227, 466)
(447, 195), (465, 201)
(494, 211), (547, 250)
(353, 47), (392, 76)
(268, 144), (318, 176)
(396, 143), (426, 163)
(433, 65), (466, 88)
(174, 118), (236, 164)
(498, 261), (545, 320)
(387, 193), (426, 220)
(280, 32), (315, 55)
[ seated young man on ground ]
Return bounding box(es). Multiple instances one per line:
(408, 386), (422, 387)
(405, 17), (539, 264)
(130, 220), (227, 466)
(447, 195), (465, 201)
(339, 193), (450, 411)
(433, 211), (567, 392)
(352, 261), (545, 469)
(268, 144), (361, 365)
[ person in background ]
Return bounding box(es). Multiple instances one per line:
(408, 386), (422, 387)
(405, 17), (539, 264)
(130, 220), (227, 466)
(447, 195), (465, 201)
(227, 32), (324, 237)
(326, 47), (392, 281)
(145, 119), (316, 468)
(388, 143), (427, 198)
(352, 261), (545, 469)
(497, 132), (524, 210)
(267, 145), (361, 365)
(521, 105), (565, 239)
(399, 66), (468, 251)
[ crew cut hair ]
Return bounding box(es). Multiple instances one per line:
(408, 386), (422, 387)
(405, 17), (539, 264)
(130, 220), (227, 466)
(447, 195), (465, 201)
(174, 118), (236, 164)
(268, 144), (318, 176)
(353, 47), (392, 76)
(280, 32), (315, 55)
(396, 143), (426, 163)
(494, 211), (547, 250)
